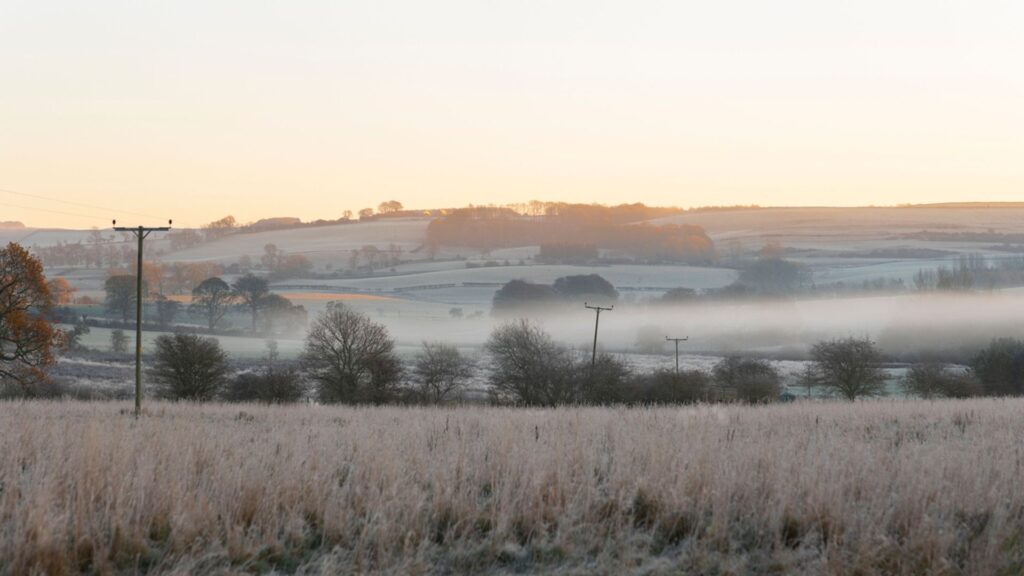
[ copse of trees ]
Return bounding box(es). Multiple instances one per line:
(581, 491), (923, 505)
(0, 243), (63, 389)
(301, 303), (403, 404)
(492, 274), (619, 315)
(426, 205), (715, 264)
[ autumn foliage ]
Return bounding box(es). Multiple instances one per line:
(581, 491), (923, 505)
(0, 243), (63, 388)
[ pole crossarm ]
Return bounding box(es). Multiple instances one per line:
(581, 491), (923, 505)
(112, 220), (172, 416)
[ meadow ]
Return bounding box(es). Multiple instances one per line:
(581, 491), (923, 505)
(3, 399), (1023, 575)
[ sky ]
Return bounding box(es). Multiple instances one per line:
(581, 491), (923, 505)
(1, 0), (1022, 228)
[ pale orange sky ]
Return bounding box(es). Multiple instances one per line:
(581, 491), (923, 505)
(1, 1), (1022, 228)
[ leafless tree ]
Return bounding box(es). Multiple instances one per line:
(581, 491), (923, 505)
(412, 342), (474, 403)
(808, 337), (887, 400)
(485, 320), (576, 406)
(301, 303), (402, 404)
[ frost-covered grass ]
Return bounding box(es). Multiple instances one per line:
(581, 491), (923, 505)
(2, 399), (1023, 574)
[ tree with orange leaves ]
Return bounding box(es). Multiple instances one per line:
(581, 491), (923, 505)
(1, 243), (64, 388)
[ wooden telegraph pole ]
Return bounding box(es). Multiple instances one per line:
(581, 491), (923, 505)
(113, 219), (172, 416)
(584, 302), (613, 372)
(665, 336), (689, 374)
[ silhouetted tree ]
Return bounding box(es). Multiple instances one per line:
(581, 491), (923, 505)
(232, 274), (270, 330)
(191, 277), (235, 330)
(807, 338), (887, 400)
(104, 275), (141, 324)
(150, 333), (229, 400)
(301, 303), (402, 403)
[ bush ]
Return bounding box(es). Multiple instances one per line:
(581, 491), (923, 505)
(712, 357), (781, 403)
(971, 338), (1024, 396)
(631, 369), (711, 404)
(224, 369), (305, 403)
(411, 342), (474, 404)
(580, 353), (634, 404)
(904, 363), (981, 399)
(149, 333), (230, 401)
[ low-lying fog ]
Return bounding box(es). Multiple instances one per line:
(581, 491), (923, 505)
(369, 291), (1024, 363)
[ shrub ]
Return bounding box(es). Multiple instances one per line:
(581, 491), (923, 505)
(712, 357), (781, 403)
(632, 369), (711, 404)
(411, 342), (474, 404)
(224, 369), (304, 403)
(580, 353), (634, 404)
(971, 338), (1024, 396)
(149, 333), (230, 401)
(904, 363), (981, 399)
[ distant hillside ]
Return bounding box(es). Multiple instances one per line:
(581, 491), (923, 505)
(0, 221), (25, 229)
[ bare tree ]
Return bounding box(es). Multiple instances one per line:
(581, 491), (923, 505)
(301, 303), (402, 404)
(412, 342), (474, 403)
(150, 333), (229, 401)
(190, 277), (236, 330)
(808, 338), (887, 400)
(485, 320), (576, 406)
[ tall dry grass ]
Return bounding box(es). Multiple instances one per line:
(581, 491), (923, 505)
(1, 399), (1023, 574)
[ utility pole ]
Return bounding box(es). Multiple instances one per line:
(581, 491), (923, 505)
(584, 302), (613, 371)
(113, 220), (172, 416)
(665, 336), (689, 375)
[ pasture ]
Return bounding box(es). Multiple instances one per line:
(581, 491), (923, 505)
(2, 399), (1021, 575)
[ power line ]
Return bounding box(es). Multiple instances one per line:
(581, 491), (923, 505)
(0, 200), (108, 223)
(0, 187), (160, 219)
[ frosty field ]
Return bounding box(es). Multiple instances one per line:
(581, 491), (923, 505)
(3, 399), (1024, 575)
